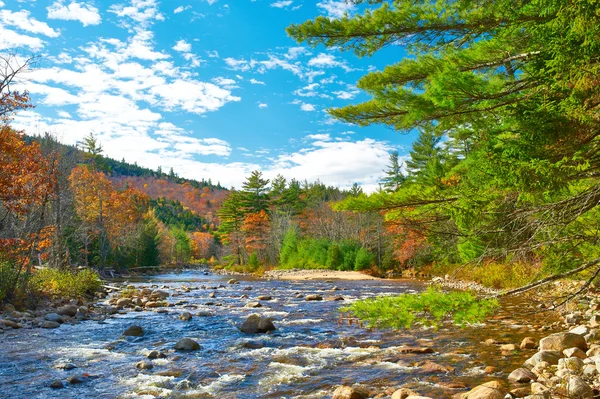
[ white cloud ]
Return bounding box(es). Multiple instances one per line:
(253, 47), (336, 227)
(306, 133), (331, 141)
(249, 78), (265, 85)
(300, 103), (316, 111)
(316, 0), (356, 19)
(0, 26), (45, 50)
(333, 89), (359, 100)
(207, 50), (219, 58)
(47, 1), (102, 26)
(270, 0), (293, 8)
(149, 79), (240, 114)
(204, 0), (219, 4)
(174, 5), (191, 14)
(307, 53), (350, 71)
(173, 39), (191, 53)
(224, 57), (252, 71)
(294, 83), (319, 97)
(258, 102), (268, 108)
(0, 9), (60, 37)
(108, 0), (164, 28)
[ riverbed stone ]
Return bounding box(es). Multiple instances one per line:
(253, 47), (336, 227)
(539, 332), (587, 352)
(0, 319), (22, 329)
(305, 294), (323, 301)
(145, 301), (166, 308)
(245, 301), (262, 308)
(558, 357), (584, 373)
(136, 360), (153, 370)
(54, 362), (77, 370)
(228, 279), (238, 284)
(41, 321), (60, 329)
(520, 337), (536, 349)
(569, 325), (589, 336)
(257, 295), (272, 301)
(123, 325), (144, 336)
(397, 346), (434, 354)
(179, 312), (192, 321)
(242, 340), (264, 349)
(49, 380), (64, 389)
(420, 360), (454, 374)
(67, 376), (84, 384)
(57, 304), (78, 317)
(147, 350), (167, 359)
(116, 298), (132, 307)
(508, 367), (537, 383)
(174, 338), (201, 351)
(567, 376), (593, 399)
(563, 347), (587, 359)
(391, 388), (419, 399)
(239, 314), (276, 334)
(332, 386), (367, 399)
(460, 381), (506, 399)
(524, 351), (562, 367)
(44, 313), (64, 323)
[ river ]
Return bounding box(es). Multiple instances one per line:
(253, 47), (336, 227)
(0, 270), (558, 398)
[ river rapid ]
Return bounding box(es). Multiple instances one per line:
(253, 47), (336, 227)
(0, 270), (558, 399)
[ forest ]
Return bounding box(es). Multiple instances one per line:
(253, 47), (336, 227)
(3, 0), (600, 306)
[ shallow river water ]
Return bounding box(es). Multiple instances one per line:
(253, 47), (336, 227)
(0, 271), (558, 399)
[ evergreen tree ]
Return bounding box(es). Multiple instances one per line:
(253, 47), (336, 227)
(138, 215), (160, 267)
(381, 151), (405, 192)
(242, 170), (270, 213)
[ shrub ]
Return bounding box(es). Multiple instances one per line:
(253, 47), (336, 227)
(33, 267), (103, 298)
(0, 258), (33, 306)
(247, 253), (261, 272)
(354, 247), (375, 271)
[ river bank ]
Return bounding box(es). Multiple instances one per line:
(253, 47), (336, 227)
(0, 269), (592, 399)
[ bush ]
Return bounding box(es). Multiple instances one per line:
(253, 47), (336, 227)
(247, 253), (261, 272)
(0, 258), (33, 306)
(354, 247), (375, 271)
(33, 267), (103, 298)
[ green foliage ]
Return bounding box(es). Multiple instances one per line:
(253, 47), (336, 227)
(138, 216), (161, 267)
(33, 268), (102, 299)
(171, 227), (192, 264)
(381, 151), (406, 192)
(341, 287), (499, 330)
(354, 247), (375, 271)
(0, 258), (32, 305)
(247, 252), (261, 272)
(150, 198), (206, 231)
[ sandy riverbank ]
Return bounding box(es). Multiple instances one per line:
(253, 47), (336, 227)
(263, 269), (380, 281)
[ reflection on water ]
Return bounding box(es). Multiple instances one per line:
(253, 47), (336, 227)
(0, 271), (557, 399)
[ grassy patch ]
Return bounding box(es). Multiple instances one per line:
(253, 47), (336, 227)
(33, 267), (103, 299)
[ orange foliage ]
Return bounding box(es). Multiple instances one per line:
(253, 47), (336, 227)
(190, 231), (214, 259)
(242, 210), (270, 254)
(385, 223), (427, 266)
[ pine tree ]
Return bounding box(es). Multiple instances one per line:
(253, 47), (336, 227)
(381, 151), (405, 192)
(241, 170), (270, 213)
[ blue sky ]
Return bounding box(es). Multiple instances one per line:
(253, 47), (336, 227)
(1, 0), (416, 191)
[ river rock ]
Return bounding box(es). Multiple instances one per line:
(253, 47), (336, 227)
(391, 388), (419, 399)
(228, 279), (238, 284)
(174, 338), (201, 351)
(257, 295), (272, 301)
(563, 347), (586, 359)
(508, 367), (537, 383)
(41, 321), (60, 329)
(57, 304), (78, 317)
(147, 350), (166, 359)
(54, 362), (77, 370)
(239, 314), (276, 334)
(2, 304), (16, 313)
(150, 290), (169, 300)
(520, 337), (536, 349)
(136, 360), (153, 370)
(332, 386), (367, 399)
(123, 325), (144, 337)
(524, 351), (562, 367)
(569, 325), (589, 336)
(305, 294), (323, 301)
(397, 346), (434, 354)
(539, 332), (587, 352)
(179, 312), (192, 321)
(208, 292), (216, 298)
(420, 360), (454, 374)
(590, 315), (600, 327)
(242, 340), (264, 349)
(67, 376), (84, 384)
(116, 298), (132, 307)
(558, 357), (584, 372)
(500, 343), (518, 351)
(145, 301), (165, 308)
(245, 301), (262, 308)
(405, 396), (433, 399)
(586, 346), (600, 357)
(460, 381), (506, 399)
(44, 313), (64, 323)
(49, 380), (64, 389)
(0, 319), (22, 329)
(567, 376), (593, 399)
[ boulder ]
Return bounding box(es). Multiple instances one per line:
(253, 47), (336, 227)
(461, 381), (506, 399)
(420, 360), (454, 374)
(569, 325), (589, 336)
(520, 337), (536, 349)
(136, 360), (153, 370)
(332, 386), (367, 399)
(239, 314), (276, 334)
(54, 362), (77, 370)
(116, 298), (132, 307)
(245, 302), (262, 308)
(67, 376), (84, 384)
(57, 305), (78, 317)
(44, 313), (64, 323)
(257, 295), (272, 301)
(123, 325), (144, 337)
(41, 321), (60, 329)
(563, 347), (587, 359)
(179, 312), (192, 321)
(0, 319), (22, 329)
(524, 351), (562, 367)
(242, 340), (264, 349)
(305, 294), (323, 301)
(567, 376), (593, 399)
(49, 380), (64, 389)
(539, 332), (587, 352)
(174, 338), (201, 351)
(147, 350), (167, 359)
(508, 367), (537, 383)
(144, 301), (166, 308)
(558, 357), (584, 373)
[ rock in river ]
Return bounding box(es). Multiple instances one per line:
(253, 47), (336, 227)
(41, 321), (60, 329)
(174, 338), (201, 351)
(136, 360), (153, 370)
(305, 294), (323, 301)
(123, 325), (144, 337)
(508, 367), (537, 383)
(239, 314), (276, 334)
(332, 386), (367, 399)
(179, 312), (192, 321)
(459, 381), (506, 399)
